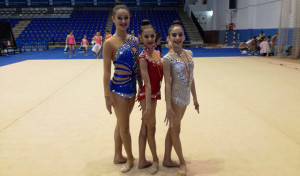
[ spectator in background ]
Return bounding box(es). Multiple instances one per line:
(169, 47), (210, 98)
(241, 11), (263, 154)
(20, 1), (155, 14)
(92, 32), (103, 59)
(260, 36), (271, 56)
(105, 30), (112, 41)
(131, 30), (135, 37)
(0, 40), (7, 56)
(259, 30), (266, 38)
(239, 40), (247, 52)
(81, 34), (89, 56)
(270, 33), (279, 53)
(267, 35), (271, 42)
(91, 34), (96, 56)
(155, 32), (162, 53)
(246, 36), (258, 55)
(66, 30), (76, 58)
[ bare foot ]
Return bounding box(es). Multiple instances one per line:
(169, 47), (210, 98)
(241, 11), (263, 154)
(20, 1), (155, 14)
(121, 160), (134, 173)
(163, 160), (179, 167)
(177, 164), (186, 176)
(148, 161), (159, 175)
(114, 156), (127, 164)
(138, 160), (152, 169)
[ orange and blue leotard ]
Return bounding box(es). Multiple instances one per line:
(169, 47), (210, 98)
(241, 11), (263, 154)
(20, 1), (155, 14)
(110, 35), (141, 98)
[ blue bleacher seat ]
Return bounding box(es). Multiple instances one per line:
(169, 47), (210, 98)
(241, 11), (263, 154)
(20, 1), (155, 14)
(18, 9), (189, 44)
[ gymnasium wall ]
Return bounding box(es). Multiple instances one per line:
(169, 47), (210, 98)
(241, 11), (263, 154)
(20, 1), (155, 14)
(186, 0), (281, 44)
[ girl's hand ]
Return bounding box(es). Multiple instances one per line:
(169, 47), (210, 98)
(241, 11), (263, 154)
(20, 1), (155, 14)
(194, 99), (199, 114)
(105, 96), (113, 115)
(136, 89), (141, 102)
(164, 107), (175, 127)
(142, 108), (151, 122)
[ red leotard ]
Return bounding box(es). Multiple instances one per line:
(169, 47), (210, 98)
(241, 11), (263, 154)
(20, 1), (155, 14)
(138, 48), (163, 101)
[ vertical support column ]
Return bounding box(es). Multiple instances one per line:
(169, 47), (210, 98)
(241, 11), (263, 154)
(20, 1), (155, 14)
(247, 0), (256, 39)
(211, 0), (217, 30)
(233, 25), (236, 46)
(27, 0), (31, 6)
(93, 0), (97, 6)
(49, 0), (53, 6)
(71, 0), (75, 6)
(158, 0), (161, 6)
(5, 0), (9, 6)
(225, 25), (228, 45)
(293, 0), (300, 58)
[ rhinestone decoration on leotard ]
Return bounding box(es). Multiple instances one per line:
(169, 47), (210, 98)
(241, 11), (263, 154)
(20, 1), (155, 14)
(137, 48), (163, 101)
(163, 49), (194, 106)
(110, 35), (140, 98)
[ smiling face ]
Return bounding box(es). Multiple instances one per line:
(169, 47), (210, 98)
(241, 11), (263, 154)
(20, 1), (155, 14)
(140, 28), (156, 49)
(112, 9), (130, 31)
(169, 26), (185, 49)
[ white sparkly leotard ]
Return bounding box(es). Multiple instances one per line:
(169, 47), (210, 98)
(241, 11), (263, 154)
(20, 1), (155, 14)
(163, 49), (194, 106)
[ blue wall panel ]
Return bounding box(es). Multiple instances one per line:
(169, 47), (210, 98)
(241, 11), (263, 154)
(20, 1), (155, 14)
(121, 0), (136, 6)
(75, 0), (93, 6)
(31, 0), (49, 6)
(9, 0), (27, 6)
(140, 0), (157, 6)
(53, 0), (71, 6)
(97, 0), (114, 6)
(160, 0), (177, 6)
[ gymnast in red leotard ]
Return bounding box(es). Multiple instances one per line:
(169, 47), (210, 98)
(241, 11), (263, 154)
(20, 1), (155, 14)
(137, 19), (163, 175)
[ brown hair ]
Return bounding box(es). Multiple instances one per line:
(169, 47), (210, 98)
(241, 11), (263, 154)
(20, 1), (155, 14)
(168, 20), (184, 36)
(139, 19), (155, 35)
(113, 1), (129, 16)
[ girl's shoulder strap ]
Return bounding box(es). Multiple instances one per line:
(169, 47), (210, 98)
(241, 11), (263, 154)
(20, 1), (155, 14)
(183, 49), (193, 59)
(154, 50), (161, 57)
(139, 50), (146, 59)
(163, 53), (172, 63)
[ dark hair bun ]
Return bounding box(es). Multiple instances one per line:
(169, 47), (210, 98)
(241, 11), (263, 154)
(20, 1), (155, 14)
(114, 1), (123, 7)
(141, 20), (150, 26)
(172, 20), (181, 25)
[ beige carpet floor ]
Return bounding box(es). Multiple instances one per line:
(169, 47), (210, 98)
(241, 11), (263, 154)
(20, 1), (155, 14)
(0, 57), (300, 176)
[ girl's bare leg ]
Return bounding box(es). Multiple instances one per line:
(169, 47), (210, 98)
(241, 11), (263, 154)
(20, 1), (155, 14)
(247, 44), (252, 55)
(138, 99), (153, 169)
(170, 102), (187, 175)
(163, 127), (179, 167)
(110, 93), (135, 173)
(253, 45), (258, 55)
(114, 123), (127, 164)
(114, 91), (135, 164)
(146, 101), (159, 174)
(97, 51), (100, 59)
(69, 45), (72, 58)
(84, 47), (87, 56)
(72, 45), (75, 56)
